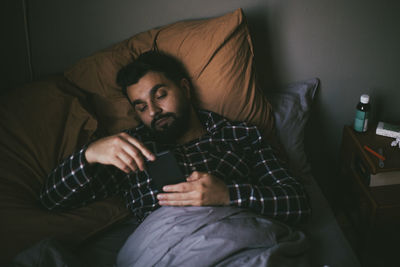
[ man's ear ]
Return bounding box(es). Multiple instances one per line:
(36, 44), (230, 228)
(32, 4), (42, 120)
(180, 78), (191, 99)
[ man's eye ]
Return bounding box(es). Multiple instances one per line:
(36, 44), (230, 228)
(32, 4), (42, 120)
(137, 105), (147, 112)
(157, 92), (167, 99)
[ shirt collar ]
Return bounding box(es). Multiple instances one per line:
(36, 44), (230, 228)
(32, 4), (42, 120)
(197, 109), (230, 135)
(131, 109), (229, 140)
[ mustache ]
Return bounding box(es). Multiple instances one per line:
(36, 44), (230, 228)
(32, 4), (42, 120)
(151, 113), (175, 129)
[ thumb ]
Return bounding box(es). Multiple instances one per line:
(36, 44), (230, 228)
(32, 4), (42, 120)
(186, 173), (201, 182)
(186, 176), (198, 182)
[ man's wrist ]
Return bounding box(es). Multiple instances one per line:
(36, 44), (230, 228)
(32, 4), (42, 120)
(81, 145), (94, 166)
(84, 145), (95, 164)
(226, 184), (239, 206)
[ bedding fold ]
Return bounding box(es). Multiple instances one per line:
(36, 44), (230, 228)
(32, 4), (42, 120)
(117, 206), (310, 267)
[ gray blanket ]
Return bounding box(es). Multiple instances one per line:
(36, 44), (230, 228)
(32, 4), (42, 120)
(117, 206), (310, 267)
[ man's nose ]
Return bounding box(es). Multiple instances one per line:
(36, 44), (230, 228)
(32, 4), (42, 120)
(148, 102), (162, 117)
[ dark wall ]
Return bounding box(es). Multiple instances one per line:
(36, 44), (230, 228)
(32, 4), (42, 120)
(1, 0), (31, 92)
(3, 0), (400, 205)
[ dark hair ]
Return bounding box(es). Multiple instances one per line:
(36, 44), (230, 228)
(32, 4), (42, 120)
(116, 50), (192, 96)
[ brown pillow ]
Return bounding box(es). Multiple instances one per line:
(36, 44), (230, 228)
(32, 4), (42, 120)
(64, 8), (276, 142)
(0, 76), (128, 264)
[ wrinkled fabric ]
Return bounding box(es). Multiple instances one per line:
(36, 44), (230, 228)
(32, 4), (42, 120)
(117, 206), (310, 267)
(7, 239), (83, 267)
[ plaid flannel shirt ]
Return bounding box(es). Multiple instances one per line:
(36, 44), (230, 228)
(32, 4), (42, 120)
(40, 110), (311, 224)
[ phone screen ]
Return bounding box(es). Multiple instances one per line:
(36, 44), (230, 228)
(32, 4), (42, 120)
(145, 150), (185, 191)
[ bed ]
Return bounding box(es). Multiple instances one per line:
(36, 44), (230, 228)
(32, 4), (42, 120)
(0, 8), (360, 267)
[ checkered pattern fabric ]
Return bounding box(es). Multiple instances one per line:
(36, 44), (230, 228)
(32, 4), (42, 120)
(40, 110), (310, 224)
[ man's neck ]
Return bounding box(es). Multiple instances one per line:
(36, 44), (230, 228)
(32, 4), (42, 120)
(176, 108), (207, 145)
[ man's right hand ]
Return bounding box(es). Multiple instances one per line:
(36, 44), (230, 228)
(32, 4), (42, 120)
(85, 132), (156, 173)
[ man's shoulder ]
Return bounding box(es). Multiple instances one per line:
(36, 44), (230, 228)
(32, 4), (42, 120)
(123, 125), (162, 154)
(200, 110), (262, 143)
(123, 124), (149, 140)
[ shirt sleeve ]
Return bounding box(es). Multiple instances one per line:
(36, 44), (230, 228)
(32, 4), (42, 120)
(39, 146), (127, 210)
(226, 141), (311, 224)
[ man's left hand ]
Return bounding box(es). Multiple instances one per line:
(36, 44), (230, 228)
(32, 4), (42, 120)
(157, 171), (230, 206)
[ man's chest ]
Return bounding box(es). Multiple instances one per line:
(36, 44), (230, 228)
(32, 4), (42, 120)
(145, 139), (254, 182)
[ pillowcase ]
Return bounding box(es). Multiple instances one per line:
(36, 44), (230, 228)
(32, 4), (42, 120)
(267, 78), (319, 178)
(0, 76), (128, 264)
(64, 8), (277, 147)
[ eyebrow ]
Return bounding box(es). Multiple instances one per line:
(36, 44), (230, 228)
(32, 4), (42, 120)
(131, 83), (166, 107)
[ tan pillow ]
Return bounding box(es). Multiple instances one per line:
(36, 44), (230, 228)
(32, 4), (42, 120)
(64, 8), (276, 142)
(0, 76), (128, 263)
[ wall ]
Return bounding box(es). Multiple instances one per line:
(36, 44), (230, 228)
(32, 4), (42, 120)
(3, 0), (400, 205)
(1, 0), (31, 92)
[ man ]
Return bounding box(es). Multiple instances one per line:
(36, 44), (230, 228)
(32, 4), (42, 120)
(37, 51), (311, 266)
(40, 51), (310, 224)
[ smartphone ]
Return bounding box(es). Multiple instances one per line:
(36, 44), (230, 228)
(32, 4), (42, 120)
(145, 150), (185, 191)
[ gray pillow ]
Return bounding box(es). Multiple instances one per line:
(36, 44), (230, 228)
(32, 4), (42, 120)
(268, 78), (319, 177)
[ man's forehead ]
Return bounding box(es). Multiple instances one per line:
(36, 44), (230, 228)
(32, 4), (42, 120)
(127, 72), (170, 99)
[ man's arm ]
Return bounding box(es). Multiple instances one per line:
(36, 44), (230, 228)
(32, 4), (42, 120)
(40, 132), (156, 210)
(226, 144), (311, 224)
(158, 144), (310, 224)
(155, 125), (310, 224)
(40, 146), (123, 210)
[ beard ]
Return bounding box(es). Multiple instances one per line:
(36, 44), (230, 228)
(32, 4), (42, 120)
(149, 102), (191, 144)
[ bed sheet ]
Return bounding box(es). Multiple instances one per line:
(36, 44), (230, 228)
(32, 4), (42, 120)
(8, 173), (360, 267)
(117, 206), (310, 267)
(113, 173), (361, 267)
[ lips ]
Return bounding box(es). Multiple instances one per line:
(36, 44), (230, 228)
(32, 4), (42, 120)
(151, 113), (176, 130)
(155, 116), (170, 127)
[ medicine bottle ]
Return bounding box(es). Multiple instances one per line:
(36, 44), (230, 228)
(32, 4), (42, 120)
(353, 94), (370, 133)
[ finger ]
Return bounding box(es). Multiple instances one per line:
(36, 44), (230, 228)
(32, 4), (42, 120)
(187, 171), (204, 180)
(187, 171), (209, 183)
(117, 151), (139, 172)
(186, 175), (201, 182)
(157, 192), (193, 201)
(159, 200), (196, 206)
(120, 145), (146, 171)
(163, 181), (194, 192)
(111, 157), (132, 174)
(120, 133), (156, 161)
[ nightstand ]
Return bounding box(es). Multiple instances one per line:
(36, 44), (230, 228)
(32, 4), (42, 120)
(339, 125), (400, 266)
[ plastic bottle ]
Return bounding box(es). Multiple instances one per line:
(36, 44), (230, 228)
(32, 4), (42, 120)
(353, 94), (370, 133)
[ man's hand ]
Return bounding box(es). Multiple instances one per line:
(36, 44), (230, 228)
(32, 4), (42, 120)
(157, 171), (230, 206)
(85, 132), (156, 173)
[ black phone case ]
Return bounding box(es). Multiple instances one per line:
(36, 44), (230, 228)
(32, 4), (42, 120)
(145, 151), (185, 191)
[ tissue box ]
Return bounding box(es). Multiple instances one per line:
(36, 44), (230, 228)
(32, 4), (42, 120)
(376, 122), (400, 138)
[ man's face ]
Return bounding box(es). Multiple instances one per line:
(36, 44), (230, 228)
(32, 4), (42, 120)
(126, 71), (191, 143)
